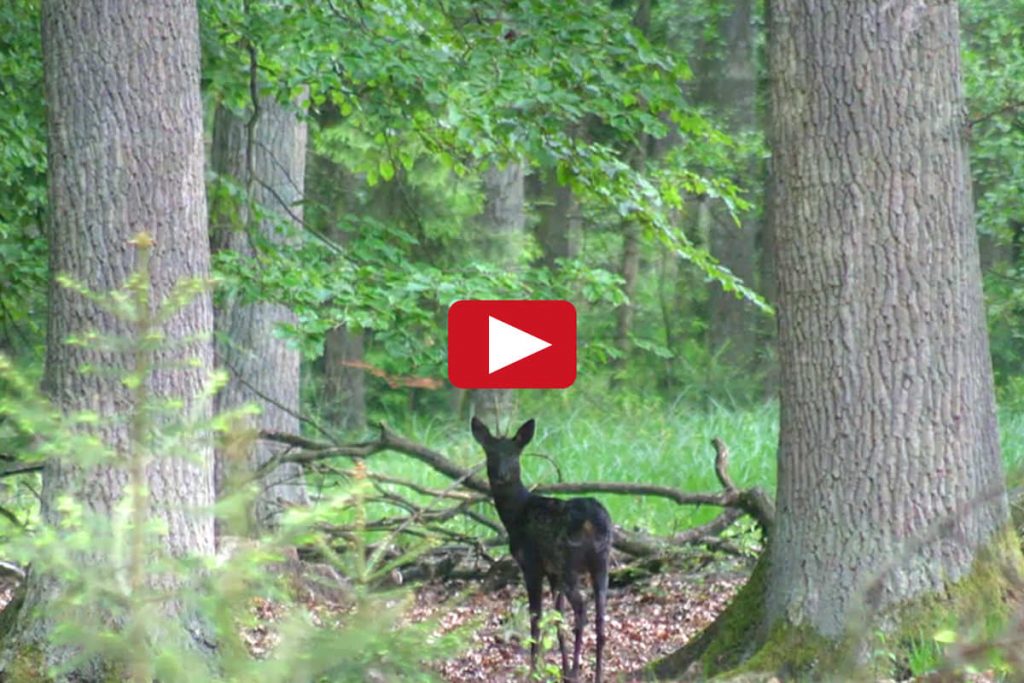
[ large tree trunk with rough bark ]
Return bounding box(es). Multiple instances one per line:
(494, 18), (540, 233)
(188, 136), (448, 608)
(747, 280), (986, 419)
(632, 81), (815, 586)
(767, 0), (1009, 637)
(654, 1), (1017, 678)
(210, 97), (309, 532)
(0, 1), (215, 677)
(471, 164), (525, 426)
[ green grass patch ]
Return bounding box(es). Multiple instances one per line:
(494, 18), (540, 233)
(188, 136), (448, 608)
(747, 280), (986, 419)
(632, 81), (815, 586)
(998, 409), (1024, 487)
(344, 389), (778, 538)
(306, 390), (1024, 547)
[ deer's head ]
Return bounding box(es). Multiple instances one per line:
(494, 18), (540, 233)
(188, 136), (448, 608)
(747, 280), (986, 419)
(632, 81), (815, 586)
(471, 417), (535, 488)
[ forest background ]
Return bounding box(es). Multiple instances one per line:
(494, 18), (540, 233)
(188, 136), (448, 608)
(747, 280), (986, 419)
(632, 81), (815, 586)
(1, 0), (1024, 680)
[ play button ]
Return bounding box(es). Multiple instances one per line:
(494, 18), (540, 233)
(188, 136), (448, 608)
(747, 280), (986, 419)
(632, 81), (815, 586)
(447, 300), (576, 389)
(488, 316), (552, 374)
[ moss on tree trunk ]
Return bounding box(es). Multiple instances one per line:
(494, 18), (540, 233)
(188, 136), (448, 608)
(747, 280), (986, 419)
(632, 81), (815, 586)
(649, 526), (1023, 681)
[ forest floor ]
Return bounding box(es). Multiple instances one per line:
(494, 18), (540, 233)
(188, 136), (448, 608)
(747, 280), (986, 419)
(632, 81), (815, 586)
(408, 560), (748, 682)
(234, 553), (750, 681)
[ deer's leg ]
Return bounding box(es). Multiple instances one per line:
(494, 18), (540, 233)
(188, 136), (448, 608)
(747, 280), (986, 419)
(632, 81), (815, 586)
(549, 575), (569, 679)
(592, 563), (609, 683)
(524, 568), (545, 674)
(564, 575), (586, 681)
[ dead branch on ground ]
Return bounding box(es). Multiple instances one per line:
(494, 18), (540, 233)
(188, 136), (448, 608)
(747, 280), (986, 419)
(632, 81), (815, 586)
(257, 425), (774, 574)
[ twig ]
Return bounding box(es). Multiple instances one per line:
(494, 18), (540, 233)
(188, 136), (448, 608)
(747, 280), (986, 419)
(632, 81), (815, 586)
(315, 463), (480, 501)
(0, 463), (43, 478)
(524, 451), (564, 482)
(221, 356), (335, 442)
(0, 504), (23, 528)
(0, 560), (25, 581)
(969, 99), (1024, 128)
(259, 422), (492, 493)
(670, 507), (745, 544)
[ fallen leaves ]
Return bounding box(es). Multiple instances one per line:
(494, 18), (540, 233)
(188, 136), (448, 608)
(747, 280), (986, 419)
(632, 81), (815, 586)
(409, 567), (747, 682)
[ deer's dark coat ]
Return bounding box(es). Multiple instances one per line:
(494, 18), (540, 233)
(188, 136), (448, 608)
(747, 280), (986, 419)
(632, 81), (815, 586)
(472, 417), (612, 682)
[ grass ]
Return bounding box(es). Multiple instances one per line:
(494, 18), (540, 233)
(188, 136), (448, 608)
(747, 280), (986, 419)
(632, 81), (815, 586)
(999, 409), (1024, 488)
(355, 387), (778, 538)
(338, 387), (1024, 542)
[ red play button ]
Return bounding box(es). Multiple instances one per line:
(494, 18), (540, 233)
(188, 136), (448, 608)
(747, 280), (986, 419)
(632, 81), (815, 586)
(447, 300), (576, 389)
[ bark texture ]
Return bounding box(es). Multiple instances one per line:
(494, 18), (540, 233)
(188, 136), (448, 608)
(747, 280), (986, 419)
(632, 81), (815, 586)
(767, 0), (1008, 637)
(471, 164), (526, 425)
(211, 99), (309, 531)
(4, 0), (214, 674)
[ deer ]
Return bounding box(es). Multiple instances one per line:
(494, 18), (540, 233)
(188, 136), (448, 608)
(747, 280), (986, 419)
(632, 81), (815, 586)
(471, 416), (612, 682)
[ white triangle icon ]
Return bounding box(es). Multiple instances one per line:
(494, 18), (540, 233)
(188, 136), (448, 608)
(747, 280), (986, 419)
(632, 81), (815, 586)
(488, 316), (552, 374)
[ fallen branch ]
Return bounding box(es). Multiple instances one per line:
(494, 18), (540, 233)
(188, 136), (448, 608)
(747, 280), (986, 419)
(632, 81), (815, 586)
(258, 426), (775, 559)
(314, 463), (481, 502)
(557, 438), (773, 538)
(611, 508), (749, 559)
(260, 422), (491, 493)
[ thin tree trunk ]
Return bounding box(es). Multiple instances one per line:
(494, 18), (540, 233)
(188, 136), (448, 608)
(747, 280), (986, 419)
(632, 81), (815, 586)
(767, 0), (1010, 638)
(322, 325), (366, 432)
(471, 164), (525, 426)
(533, 170), (581, 269)
(305, 139), (367, 434)
(611, 222), (640, 386)
(210, 96), (309, 532)
(610, 0), (653, 388)
(700, 0), (761, 376)
(1, 0), (214, 676)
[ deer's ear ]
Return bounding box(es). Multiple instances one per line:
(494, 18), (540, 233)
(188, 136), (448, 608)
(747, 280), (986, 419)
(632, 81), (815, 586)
(514, 419), (536, 448)
(471, 416), (491, 445)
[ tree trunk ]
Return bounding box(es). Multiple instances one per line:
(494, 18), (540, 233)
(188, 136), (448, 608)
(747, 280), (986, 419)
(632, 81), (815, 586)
(478, 164), (527, 259)
(532, 170), (581, 269)
(471, 164), (525, 426)
(210, 97), (309, 532)
(304, 140), (367, 434)
(1, 0), (214, 676)
(653, 4), (1019, 677)
(611, 222), (640, 386)
(767, 0), (1009, 645)
(322, 325), (366, 432)
(698, 0), (762, 376)
(611, 0), (653, 389)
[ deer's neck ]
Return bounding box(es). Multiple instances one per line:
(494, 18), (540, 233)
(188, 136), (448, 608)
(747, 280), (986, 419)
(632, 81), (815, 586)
(489, 480), (530, 531)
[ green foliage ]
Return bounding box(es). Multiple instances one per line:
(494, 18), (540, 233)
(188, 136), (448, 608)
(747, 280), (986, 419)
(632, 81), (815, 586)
(0, 0), (47, 355)
(530, 610), (566, 682)
(964, 0), (1024, 390)
(872, 629), (946, 679)
(963, 0), (1024, 244)
(195, 0), (767, 403)
(0, 261), (463, 681)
